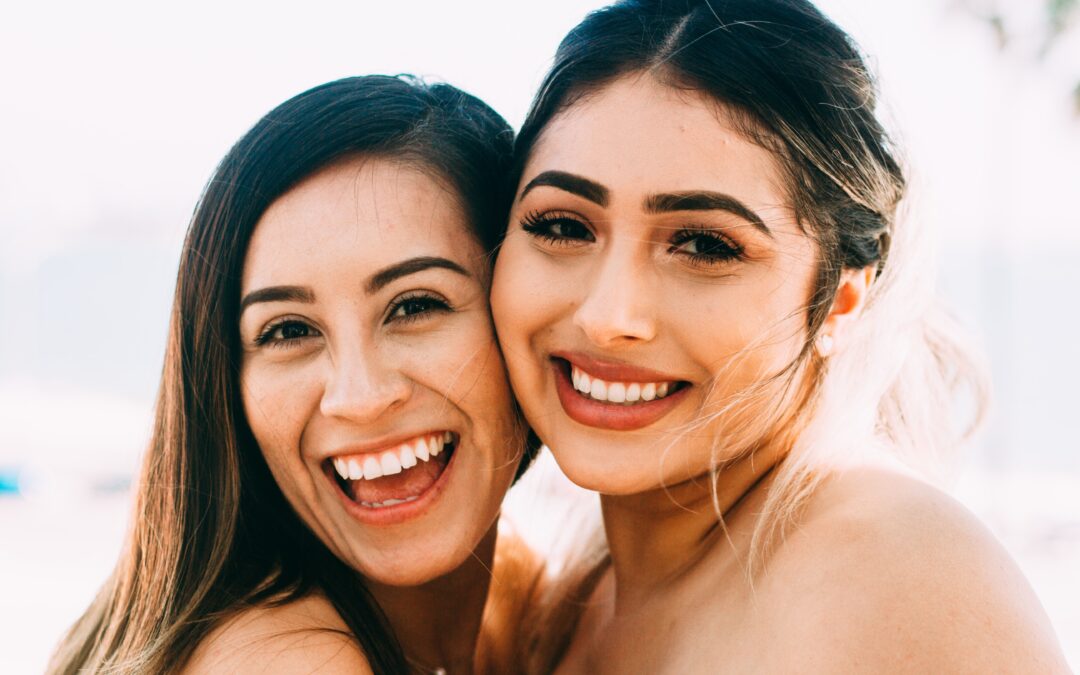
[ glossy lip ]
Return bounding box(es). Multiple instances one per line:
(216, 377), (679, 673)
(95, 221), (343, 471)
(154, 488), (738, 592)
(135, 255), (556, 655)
(551, 356), (691, 431)
(552, 351), (685, 384)
(322, 431), (459, 527)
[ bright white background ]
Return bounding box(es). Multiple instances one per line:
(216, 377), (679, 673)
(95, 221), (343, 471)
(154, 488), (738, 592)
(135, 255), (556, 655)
(1, 1), (1077, 672)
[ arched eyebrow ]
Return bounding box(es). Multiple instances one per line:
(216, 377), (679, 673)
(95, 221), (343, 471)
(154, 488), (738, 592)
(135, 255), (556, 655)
(366, 256), (470, 293)
(644, 192), (772, 237)
(519, 170), (609, 206)
(240, 285), (314, 314)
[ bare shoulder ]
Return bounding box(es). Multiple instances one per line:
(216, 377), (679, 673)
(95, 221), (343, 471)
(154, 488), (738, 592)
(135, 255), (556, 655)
(761, 466), (1068, 673)
(181, 593), (373, 675)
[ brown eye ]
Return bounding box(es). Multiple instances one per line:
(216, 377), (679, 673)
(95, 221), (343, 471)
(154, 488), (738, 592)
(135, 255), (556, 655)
(520, 211), (595, 244)
(387, 294), (451, 323)
(669, 228), (743, 264)
(255, 319), (320, 347)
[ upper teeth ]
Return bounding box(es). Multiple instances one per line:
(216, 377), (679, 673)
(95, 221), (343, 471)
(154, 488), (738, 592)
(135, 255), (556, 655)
(571, 365), (675, 404)
(332, 431), (453, 481)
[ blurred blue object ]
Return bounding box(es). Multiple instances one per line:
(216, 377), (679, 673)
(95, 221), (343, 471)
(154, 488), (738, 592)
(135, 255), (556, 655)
(0, 466), (20, 495)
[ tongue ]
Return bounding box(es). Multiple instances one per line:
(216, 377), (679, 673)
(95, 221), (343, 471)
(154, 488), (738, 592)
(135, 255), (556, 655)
(349, 452), (449, 504)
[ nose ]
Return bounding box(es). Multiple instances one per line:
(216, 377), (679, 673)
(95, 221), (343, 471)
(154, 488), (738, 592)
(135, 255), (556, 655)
(573, 244), (657, 347)
(319, 345), (412, 423)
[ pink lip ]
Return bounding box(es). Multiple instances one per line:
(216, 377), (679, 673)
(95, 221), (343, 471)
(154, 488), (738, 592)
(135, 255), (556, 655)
(551, 357), (691, 431)
(551, 351), (684, 384)
(320, 429), (449, 461)
(323, 440), (458, 527)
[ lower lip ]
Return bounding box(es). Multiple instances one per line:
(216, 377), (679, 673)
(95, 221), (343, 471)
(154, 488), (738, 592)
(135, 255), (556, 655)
(552, 359), (690, 431)
(326, 445), (458, 527)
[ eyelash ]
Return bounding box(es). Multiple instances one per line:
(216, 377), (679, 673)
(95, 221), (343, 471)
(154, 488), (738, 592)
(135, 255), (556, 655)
(254, 318), (319, 348)
(668, 228), (744, 265)
(252, 293), (451, 348)
(520, 211), (744, 265)
(520, 210), (595, 245)
(386, 292), (452, 323)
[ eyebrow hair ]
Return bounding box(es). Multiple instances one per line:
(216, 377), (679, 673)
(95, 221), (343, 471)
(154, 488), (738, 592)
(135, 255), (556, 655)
(644, 192), (772, 237)
(240, 285), (314, 314)
(519, 170), (610, 206)
(366, 256), (471, 293)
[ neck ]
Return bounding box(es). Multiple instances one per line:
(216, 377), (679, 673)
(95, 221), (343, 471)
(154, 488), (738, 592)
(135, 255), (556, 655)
(600, 443), (782, 611)
(367, 525), (497, 675)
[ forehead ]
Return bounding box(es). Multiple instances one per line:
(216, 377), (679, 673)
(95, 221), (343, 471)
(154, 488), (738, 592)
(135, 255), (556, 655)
(243, 158), (479, 289)
(525, 74), (789, 216)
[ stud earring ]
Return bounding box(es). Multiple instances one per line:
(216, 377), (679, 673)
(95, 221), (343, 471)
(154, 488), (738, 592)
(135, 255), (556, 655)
(816, 334), (834, 357)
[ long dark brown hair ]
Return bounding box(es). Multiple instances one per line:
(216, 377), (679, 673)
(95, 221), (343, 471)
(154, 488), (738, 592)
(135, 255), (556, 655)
(514, 0), (986, 534)
(512, 2), (988, 666)
(48, 74), (531, 675)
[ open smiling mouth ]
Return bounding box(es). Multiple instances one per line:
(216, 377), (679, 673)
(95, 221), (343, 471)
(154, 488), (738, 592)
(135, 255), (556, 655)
(551, 357), (692, 431)
(324, 432), (457, 510)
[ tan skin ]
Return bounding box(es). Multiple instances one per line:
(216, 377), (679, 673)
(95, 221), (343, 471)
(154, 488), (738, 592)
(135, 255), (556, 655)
(491, 73), (1068, 673)
(185, 158), (522, 674)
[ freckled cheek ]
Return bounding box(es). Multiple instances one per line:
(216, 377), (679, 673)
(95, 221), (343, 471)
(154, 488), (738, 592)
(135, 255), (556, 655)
(240, 361), (322, 470)
(399, 319), (511, 405)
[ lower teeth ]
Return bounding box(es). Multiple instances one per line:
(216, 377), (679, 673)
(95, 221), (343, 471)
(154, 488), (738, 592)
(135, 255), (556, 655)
(360, 495), (420, 508)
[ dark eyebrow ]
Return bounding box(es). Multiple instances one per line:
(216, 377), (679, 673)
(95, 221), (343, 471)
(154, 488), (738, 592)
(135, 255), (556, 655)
(519, 170), (610, 207)
(644, 192), (772, 237)
(366, 256), (471, 294)
(240, 285), (314, 314)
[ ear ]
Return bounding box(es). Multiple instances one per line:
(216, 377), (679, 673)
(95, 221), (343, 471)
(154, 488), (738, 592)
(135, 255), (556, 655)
(817, 265), (875, 356)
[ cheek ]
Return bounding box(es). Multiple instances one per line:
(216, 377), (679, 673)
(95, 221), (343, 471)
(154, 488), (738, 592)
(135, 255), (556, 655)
(491, 237), (564, 364)
(240, 360), (321, 478)
(400, 314), (515, 427)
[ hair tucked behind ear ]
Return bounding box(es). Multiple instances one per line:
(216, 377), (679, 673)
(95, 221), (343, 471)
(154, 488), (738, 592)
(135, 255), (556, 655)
(512, 0), (988, 570)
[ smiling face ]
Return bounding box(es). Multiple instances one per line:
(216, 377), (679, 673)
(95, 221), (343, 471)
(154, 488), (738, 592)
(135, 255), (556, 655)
(491, 74), (821, 496)
(239, 157), (520, 586)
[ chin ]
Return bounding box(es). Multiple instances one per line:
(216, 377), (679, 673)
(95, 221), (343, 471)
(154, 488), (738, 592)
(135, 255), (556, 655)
(546, 448), (645, 496)
(351, 539), (473, 587)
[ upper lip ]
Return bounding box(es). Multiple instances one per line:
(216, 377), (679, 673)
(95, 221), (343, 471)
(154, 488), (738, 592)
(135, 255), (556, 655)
(551, 351), (687, 383)
(319, 429), (450, 460)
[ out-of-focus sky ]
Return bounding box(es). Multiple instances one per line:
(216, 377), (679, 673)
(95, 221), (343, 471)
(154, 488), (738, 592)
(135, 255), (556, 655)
(1, 0), (1078, 671)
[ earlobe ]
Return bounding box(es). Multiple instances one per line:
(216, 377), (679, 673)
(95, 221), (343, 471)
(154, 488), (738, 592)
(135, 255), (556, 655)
(818, 265), (875, 356)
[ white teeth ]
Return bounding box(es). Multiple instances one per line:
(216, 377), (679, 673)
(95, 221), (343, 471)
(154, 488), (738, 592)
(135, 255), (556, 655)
(334, 458), (349, 480)
(399, 444), (417, 469)
(381, 452), (402, 476)
(362, 456), (383, 480)
(360, 495), (420, 508)
(333, 430), (453, 484)
(569, 365), (677, 405)
(578, 372), (592, 393)
(414, 438), (430, 462)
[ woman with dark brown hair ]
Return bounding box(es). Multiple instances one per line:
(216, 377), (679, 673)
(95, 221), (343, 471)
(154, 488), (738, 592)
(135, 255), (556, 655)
(492, 0), (1069, 671)
(49, 75), (538, 675)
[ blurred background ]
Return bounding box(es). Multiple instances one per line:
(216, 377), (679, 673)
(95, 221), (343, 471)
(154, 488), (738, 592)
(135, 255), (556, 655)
(1, 0), (1077, 671)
